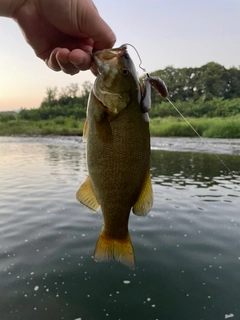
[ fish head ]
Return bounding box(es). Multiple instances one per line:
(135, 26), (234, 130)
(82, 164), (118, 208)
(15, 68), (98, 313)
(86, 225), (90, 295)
(93, 45), (140, 114)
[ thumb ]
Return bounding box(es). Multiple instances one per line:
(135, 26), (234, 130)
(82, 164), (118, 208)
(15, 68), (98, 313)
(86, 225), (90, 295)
(77, 0), (116, 50)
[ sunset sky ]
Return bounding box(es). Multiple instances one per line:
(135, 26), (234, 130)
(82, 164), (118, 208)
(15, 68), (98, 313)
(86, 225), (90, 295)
(0, 0), (240, 111)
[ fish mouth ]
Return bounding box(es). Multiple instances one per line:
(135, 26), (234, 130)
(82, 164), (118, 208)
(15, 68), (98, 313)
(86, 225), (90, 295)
(92, 45), (128, 74)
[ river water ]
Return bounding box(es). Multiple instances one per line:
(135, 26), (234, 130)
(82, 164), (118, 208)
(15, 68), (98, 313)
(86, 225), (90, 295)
(0, 136), (240, 320)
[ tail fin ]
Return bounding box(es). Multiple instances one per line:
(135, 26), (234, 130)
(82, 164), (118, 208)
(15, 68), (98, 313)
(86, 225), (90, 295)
(94, 228), (135, 270)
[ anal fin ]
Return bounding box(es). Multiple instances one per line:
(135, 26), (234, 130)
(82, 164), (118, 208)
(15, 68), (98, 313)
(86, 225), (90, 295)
(76, 176), (100, 212)
(133, 170), (153, 216)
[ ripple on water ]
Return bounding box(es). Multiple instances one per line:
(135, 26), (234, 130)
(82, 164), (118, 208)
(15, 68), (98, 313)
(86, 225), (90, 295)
(0, 137), (240, 320)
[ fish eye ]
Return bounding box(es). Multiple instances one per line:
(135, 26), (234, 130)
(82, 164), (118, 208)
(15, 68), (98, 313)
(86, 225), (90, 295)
(122, 69), (129, 75)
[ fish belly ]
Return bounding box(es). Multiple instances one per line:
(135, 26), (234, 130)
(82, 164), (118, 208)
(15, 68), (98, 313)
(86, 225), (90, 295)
(87, 103), (150, 235)
(86, 94), (150, 268)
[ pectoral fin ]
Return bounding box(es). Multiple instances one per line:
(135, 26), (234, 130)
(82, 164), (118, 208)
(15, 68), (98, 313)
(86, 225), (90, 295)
(95, 112), (112, 143)
(76, 176), (100, 212)
(133, 170), (153, 216)
(82, 119), (88, 142)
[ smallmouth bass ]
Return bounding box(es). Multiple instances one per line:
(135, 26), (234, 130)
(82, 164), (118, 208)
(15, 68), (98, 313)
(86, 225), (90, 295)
(76, 45), (167, 269)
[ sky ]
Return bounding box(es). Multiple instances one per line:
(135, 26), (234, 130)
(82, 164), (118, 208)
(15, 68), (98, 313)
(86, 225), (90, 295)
(0, 0), (240, 111)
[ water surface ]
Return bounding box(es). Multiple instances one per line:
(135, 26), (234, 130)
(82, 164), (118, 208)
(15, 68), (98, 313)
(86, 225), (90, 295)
(0, 136), (240, 320)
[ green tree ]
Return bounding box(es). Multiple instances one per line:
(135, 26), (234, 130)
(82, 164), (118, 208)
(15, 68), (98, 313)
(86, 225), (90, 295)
(149, 62), (240, 103)
(41, 86), (58, 108)
(67, 83), (79, 98)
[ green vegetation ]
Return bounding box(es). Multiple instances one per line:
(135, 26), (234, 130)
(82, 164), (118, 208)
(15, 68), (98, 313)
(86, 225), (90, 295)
(18, 82), (91, 121)
(150, 62), (240, 102)
(1, 115), (240, 138)
(150, 117), (240, 138)
(1, 62), (240, 138)
(0, 116), (85, 136)
(149, 97), (240, 118)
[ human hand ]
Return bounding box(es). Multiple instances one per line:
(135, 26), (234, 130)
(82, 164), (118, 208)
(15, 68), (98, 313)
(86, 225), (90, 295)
(8, 0), (116, 75)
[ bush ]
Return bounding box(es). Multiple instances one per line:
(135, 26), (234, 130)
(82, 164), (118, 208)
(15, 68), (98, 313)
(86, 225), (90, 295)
(0, 113), (16, 122)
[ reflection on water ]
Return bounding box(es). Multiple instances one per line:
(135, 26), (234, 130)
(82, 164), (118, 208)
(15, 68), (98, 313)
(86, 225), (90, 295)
(0, 136), (240, 320)
(152, 148), (240, 178)
(151, 137), (240, 155)
(151, 149), (240, 189)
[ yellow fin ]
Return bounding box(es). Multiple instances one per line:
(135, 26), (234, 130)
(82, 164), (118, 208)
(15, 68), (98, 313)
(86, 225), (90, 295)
(76, 176), (100, 212)
(133, 170), (153, 216)
(82, 119), (88, 142)
(94, 229), (135, 270)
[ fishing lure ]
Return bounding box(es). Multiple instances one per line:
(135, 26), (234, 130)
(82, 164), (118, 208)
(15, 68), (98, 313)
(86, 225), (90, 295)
(124, 43), (168, 99)
(124, 43), (232, 173)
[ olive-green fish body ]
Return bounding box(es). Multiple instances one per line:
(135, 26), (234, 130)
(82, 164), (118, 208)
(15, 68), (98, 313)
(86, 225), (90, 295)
(88, 91), (150, 234)
(77, 45), (154, 269)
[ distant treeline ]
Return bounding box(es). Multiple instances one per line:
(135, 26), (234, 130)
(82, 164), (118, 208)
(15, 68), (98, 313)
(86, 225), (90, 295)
(18, 81), (92, 121)
(149, 61), (240, 118)
(2, 61), (240, 122)
(151, 62), (240, 101)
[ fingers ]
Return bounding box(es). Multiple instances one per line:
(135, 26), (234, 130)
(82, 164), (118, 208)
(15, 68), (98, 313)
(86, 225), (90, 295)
(44, 0), (116, 75)
(90, 17), (116, 51)
(68, 48), (92, 71)
(45, 47), (92, 75)
(46, 48), (62, 72)
(78, 1), (116, 51)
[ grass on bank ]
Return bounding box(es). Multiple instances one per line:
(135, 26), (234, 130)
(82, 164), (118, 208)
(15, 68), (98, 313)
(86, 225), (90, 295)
(1, 115), (240, 138)
(149, 116), (240, 138)
(0, 116), (85, 136)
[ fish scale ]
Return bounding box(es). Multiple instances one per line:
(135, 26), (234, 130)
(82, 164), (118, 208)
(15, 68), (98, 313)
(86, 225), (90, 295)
(76, 45), (154, 269)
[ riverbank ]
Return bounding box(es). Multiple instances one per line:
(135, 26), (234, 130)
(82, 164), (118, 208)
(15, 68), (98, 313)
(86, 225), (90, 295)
(0, 116), (240, 138)
(0, 117), (85, 136)
(150, 116), (240, 138)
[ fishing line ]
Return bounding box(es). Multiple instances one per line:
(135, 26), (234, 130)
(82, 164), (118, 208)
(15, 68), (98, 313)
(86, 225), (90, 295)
(124, 43), (232, 173)
(166, 97), (232, 173)
(123, 43), (147, 73)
